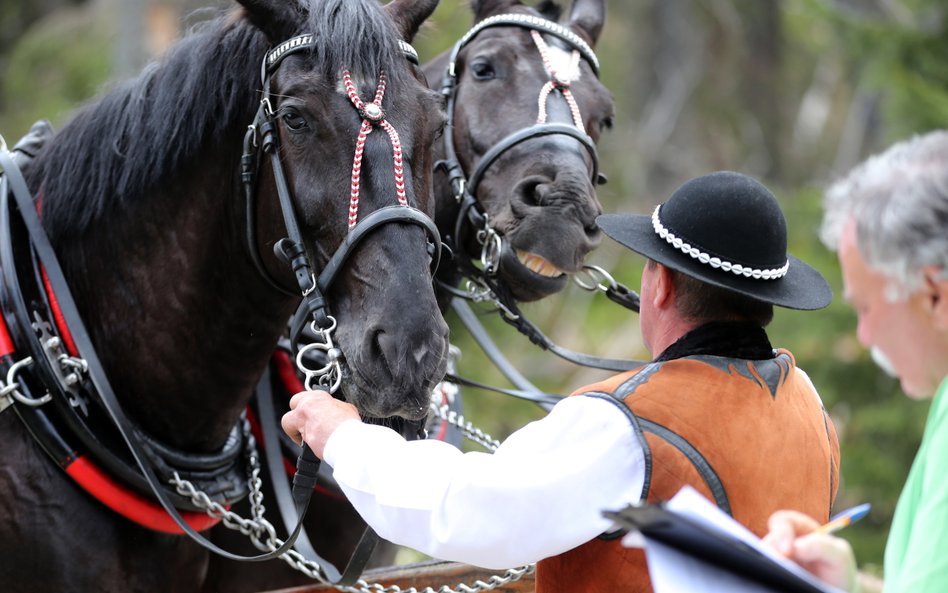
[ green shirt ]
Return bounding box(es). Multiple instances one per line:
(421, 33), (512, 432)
(884, 376), (948, 592)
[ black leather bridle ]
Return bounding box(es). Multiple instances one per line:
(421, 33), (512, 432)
(242, 35), (441, 384)
(433, 14), (642, 374)
(235, 33), (445, 581)
(436, 13), (602, 272)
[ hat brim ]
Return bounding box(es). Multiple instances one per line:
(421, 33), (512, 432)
(598, 213), (832, 310)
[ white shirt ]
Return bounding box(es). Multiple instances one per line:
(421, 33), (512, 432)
(323, 394), (646, 569)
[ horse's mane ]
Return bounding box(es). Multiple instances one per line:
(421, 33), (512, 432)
(32, 0), (405, 243)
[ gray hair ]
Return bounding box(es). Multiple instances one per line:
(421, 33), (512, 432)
(821, 130), (948, 298)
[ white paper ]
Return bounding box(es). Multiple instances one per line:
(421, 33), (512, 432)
(647, 540), (779, 593)
(636, 486), (846, 593)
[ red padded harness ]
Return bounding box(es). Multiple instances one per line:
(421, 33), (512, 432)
(4, 247), (226, 534)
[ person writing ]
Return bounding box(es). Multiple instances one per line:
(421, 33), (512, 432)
(283, 171), (841, 592)
(764, 130), (948, 593)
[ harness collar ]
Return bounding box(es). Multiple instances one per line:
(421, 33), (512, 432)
(0, 151), (246, 534)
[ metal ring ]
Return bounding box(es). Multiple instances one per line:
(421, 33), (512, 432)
(479, 228), (503, 276)
(314, 368), (342, 394)
(573, 264), (618, 292)
(462, 278), (492, 302)
(295, 342), (335, 377)
(308, 315), (337, 336)
(305, 364), (341, 394)
(5, 357), (52, 407)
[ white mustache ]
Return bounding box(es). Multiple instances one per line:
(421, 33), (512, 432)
(871, 347), (899, 378)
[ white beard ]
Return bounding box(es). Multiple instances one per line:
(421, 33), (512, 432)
(871, 347), (899, 379)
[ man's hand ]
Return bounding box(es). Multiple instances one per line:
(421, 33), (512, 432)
(762, 510), (859, 592)
(281, 390), (361, 459)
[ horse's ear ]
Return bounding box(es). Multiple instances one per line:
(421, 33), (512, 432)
(567, 0), (605, 46)
(385, 0), (440, 43)
(471, 0), (520, 22)
(236, 0), (302, 43)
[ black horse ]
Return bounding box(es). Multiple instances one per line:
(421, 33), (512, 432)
(202, 1), (616, 592)
(0, 1), (447, 592)
(430, 0), (614, 306)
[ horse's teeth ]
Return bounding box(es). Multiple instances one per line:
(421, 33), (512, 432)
(516, 250), (564, 278)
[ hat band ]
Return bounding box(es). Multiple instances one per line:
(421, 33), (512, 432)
(651, 205), (789, 280)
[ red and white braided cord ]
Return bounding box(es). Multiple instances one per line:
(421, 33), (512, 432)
(342, 70), (408, 231)
(531, 30), (585, 131)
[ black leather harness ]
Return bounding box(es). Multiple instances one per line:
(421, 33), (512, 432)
(0, 29), (439, 584)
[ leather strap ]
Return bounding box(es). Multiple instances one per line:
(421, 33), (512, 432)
(467, 123), (599, 195)
(0, 149), (311, 562)
(456, 281), (646, 372)
(255, 367), (379, 585)
(317, 205), (441, 293)
(443, 373), (562, 409)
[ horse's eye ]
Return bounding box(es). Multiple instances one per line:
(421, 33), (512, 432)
(469, 59), (496, 81)
(600, 115), (614, 132)
(281, 110), (309, 132)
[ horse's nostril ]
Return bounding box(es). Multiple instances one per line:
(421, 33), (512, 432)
(369, 323), (448, 379)
(371, 329), (395, 370)
(515, 176), (549, 207)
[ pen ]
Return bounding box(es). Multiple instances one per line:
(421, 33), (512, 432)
(814, 502), (871, 535)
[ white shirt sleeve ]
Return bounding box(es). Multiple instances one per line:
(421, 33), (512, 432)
(323, 394), (646, 569)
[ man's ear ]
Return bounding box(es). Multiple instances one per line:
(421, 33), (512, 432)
(926, 267), (948, 330)
(652, 263), (675, 310)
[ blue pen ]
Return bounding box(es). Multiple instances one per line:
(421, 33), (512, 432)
(814, 502), (871, 535)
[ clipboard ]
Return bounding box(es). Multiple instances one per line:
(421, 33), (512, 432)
(603, 502), (838, 593)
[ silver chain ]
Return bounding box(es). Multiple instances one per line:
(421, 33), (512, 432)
(168, 379), (534, 592)
(326, 394), (534, 593)
(170, 419), (280, 549)
(338, 564), (536, 593)
(430, 400), (501, 452)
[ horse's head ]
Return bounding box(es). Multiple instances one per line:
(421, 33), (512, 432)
(242, 0), (448, 421)
(430, 0), (613, 303)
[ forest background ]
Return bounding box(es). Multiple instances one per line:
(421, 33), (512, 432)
(2, 0), (946, 575)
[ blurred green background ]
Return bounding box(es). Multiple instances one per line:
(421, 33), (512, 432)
(2, 0), (946, 575)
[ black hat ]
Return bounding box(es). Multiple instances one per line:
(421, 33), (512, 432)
(598, 171), (831, 310)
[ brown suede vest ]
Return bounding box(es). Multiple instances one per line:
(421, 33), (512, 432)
(535, 349), (840, 593)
